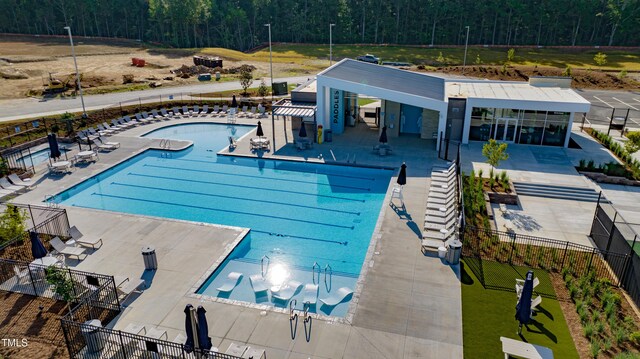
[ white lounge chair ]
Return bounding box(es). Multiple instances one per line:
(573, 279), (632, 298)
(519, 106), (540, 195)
(50, 236), (87, 259)
(68, 226), (103, 249)
(249, 274), (268, 293)
(94, 137), (120, 152)
(113, 276), (146, 302)
(0, 177), (26, 194)
(319, 287), (353, 306)
(160, 108), (172, 120)
(212, 105), (220, 116)
(182, 106), (191, 117)
(200, 104), (209, 116)
(302, 284), (319, 305)
(500, 337), (554, 359)
(193, 105), (200, 116)
(8, 174), (34, 189)
(13, 266), (29, 284)
(172, 107), (182, 118)
(531, 295), (542, 312)
(220, 105), (228, 115)
(273, 280), (303, 301)
(217, 272), (243, 292)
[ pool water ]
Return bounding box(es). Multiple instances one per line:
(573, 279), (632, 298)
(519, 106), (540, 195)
(54, 123), (393, 317)
(17, 147), (69, 166)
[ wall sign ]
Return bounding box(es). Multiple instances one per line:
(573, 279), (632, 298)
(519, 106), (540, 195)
(330, 88), (344, 134)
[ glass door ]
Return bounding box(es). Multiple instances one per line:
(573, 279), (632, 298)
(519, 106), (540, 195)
(494, 118), (518, 143)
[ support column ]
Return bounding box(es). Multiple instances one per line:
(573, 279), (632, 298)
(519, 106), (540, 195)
(564, 112), (575, 148)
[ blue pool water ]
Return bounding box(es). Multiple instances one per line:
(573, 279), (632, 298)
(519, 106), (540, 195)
(54, 123), (393, 317)
(18, 147), (69, 166)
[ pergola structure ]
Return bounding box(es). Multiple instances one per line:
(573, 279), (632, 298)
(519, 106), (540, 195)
(270, 99), (317, 149)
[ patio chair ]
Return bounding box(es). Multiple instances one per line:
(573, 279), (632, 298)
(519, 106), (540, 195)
(212, 105), (220, 116)
(220, 105), (228, 115)
(424, 217), (457, 231)
(111, 119), (127, 130)
(50, 236), (87, 259)
(13, 265), (30, 284)
(216, 272), (243, 292)
(302, 283), (319, 305)
(142, 111), (156, 122)
(96, 124), (115, 136)
(319, 287), (353, 306)
(95, 137), (120, 152)
(135, 113), (149, 125)
(121, 116), (137, 128)
(272, 280), (303, 301)
(68, 225), (103, 249)
(0, 177), (26, 194)
(172, 107), (182, 118)
(200, 104), (209, 116)
(150, 109), (163, 121)
(182, 106), (191, 117)
(422, 228), (455, 241)
(228, 136), (238, 150)
(425, 207), (456, 217)
(193, 105), (200, 116)
(113, 276), (146, 302)
(391, 185), (404, 207)
(257, 105), (267, 118)
(421, 238), (445, 253)
(249, 274), (268, 293)
(248, 106), (257, 118)
(428, 190), (455, 201)
(426, 199), (455, 210)
(8, 174), (35, 189)
(239, 105), (248, 117)
(160, 108), (172, 119)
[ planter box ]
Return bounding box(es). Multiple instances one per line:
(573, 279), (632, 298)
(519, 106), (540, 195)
(486, 180), (519, 205)
(580, 171), (640, 186)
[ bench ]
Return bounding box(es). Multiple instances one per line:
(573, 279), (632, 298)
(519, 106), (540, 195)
(500, 337), (554, 359)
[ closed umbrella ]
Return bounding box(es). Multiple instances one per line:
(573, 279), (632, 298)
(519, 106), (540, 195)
(30, 231), (47, 259)
(256, 121), (265, 138)
(298, 122), (307, 138)
(379, 126), (388, 144)
(48, 134), (61, 160)
(183, 304), (199, 353)
(196, 306), (213, 352)
(231, 95), (238, 108)
(397, 163), (407, 186)
(515, 270), (534, 334)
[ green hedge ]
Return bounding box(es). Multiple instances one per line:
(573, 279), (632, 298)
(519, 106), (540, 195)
(589, 129), (640, 180)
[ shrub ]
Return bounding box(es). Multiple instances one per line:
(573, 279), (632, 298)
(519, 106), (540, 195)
(595, 320), (605, 335)
(614, 327), (627, 346)
(626, 131), (640, 154)
(629, 331), (640, 345)
(568, 283), (578, 300)
(602, 337), (612, 352)
(587, 160), (595, 170)
(618, 69), (628, 79)
(257, 79), (269, 97)
(579, 159), (586, 169)
(613, 352), (640, 359)
(562, 66), (572, 77)
(122, 74), (134, 84)
(0, 205), (30, 245)
(589, 339), (600, 359)
(594, 52), (607, 67)
(507, 48), (515, 63)
(604, 301), (617, 320)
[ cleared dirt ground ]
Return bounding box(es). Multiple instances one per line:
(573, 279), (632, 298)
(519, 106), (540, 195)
(0, 36), (313, 99)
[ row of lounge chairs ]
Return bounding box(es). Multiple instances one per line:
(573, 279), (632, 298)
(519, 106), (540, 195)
(421, 161), (461, 253)
(217, 271), (353, 306)
(0, 174), (35, 198)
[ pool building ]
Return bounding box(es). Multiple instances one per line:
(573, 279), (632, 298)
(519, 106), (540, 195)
(292, 59), (591, 148)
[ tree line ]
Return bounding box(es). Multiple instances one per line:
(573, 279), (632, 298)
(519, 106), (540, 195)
(1, 0), (638, 50)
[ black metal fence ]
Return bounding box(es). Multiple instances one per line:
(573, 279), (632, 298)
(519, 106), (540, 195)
(0, 204), (70, 262)
(438, 133), (460, 162)
(590, 201), (640, 308)
(461, 225), (630, 297)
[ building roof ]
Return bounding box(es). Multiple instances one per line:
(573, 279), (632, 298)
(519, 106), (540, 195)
(272, 99), (316, 118)
(318, 59), (445, 101)
(446, 81), (590, 105)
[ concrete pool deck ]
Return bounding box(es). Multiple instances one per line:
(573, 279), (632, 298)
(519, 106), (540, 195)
(10, 116), (463, 358)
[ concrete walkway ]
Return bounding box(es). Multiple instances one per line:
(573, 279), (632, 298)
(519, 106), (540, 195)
(10, 115), (463, 358)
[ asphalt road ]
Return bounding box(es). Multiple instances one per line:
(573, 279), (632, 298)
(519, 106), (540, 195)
(575, 89), (640, 130)
(0, 76), (311, 122)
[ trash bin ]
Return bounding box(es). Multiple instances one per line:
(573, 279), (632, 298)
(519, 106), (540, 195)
(324, 129), (332, 143)
(81, 319), (105, 353)
(142, 246), (157, 270)
(446, 240), (462, 265)
(437, 246), (447, 259)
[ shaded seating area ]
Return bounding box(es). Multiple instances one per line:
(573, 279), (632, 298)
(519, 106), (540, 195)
(250, 121), (270, 151)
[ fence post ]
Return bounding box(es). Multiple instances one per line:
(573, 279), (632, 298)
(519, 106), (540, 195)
(27, 264), (39, 296)
(561, 241), (569, 268)
(112, 276), (121, 309)
(27, 204), (37, 230)
(60, 320), (74, 357)
(587, 247), (597, 272)
(604, 212), (618, 255)
(118, 330), (128, 358)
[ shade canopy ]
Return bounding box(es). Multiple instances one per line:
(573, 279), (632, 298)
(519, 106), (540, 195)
(298, 123), (307, 138)
(379, 126), (388, 144)
(515, 270), (534, 330)
(183, 304), (198, 353)
(256, 121), (265, 137)
(397, 163), (407, 186)
(30, 231), (47, 259)
(196, 306), (213, 351)
(48, 134), (61, 159)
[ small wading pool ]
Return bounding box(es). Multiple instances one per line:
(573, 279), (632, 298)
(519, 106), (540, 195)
(17, 147), (69, 166)
(53, 123), (393, 317)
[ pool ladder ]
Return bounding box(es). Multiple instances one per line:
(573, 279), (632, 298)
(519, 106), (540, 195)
(261, 255), (270, 277)
(311, 262), (332, 285)
(45, 194), (60, 208)
(159, 139), (173, 158)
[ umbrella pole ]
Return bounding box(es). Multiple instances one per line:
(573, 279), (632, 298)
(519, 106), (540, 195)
(190, 307), (200, 357)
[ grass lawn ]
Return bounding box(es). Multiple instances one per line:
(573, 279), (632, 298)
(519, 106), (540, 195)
(461, 259), (579, 358)
(357, 97), (379, 106)
(198, 44), (640, 71)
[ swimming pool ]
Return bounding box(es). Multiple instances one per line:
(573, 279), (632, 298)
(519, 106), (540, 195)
(17, 147), (69, 166)
(54, 123), (393, 317)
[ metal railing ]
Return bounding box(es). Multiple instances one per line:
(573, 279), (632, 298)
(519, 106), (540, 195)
(590, 200), (640, 308)
(461, 225), (630, 297)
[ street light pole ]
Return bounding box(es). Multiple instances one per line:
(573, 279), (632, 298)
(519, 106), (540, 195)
(462, 26), (470, 75)
(264, 23), (273, 97)
(329, 23), (336, 66)
(64, 26), (87, 118)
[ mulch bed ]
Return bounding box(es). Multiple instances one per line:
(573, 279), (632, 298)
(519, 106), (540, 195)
(0, 291), (68, 359)
(550, 273), (591, 359)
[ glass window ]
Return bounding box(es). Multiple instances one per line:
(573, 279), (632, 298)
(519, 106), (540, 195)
(518, 118), (545, 145)
(542, 121), (568, 146)
(469, 107), (493, 141)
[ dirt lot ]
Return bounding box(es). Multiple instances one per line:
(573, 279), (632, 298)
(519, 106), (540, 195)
(0, 36), (307, 99)
(0, 292), (68, 359)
